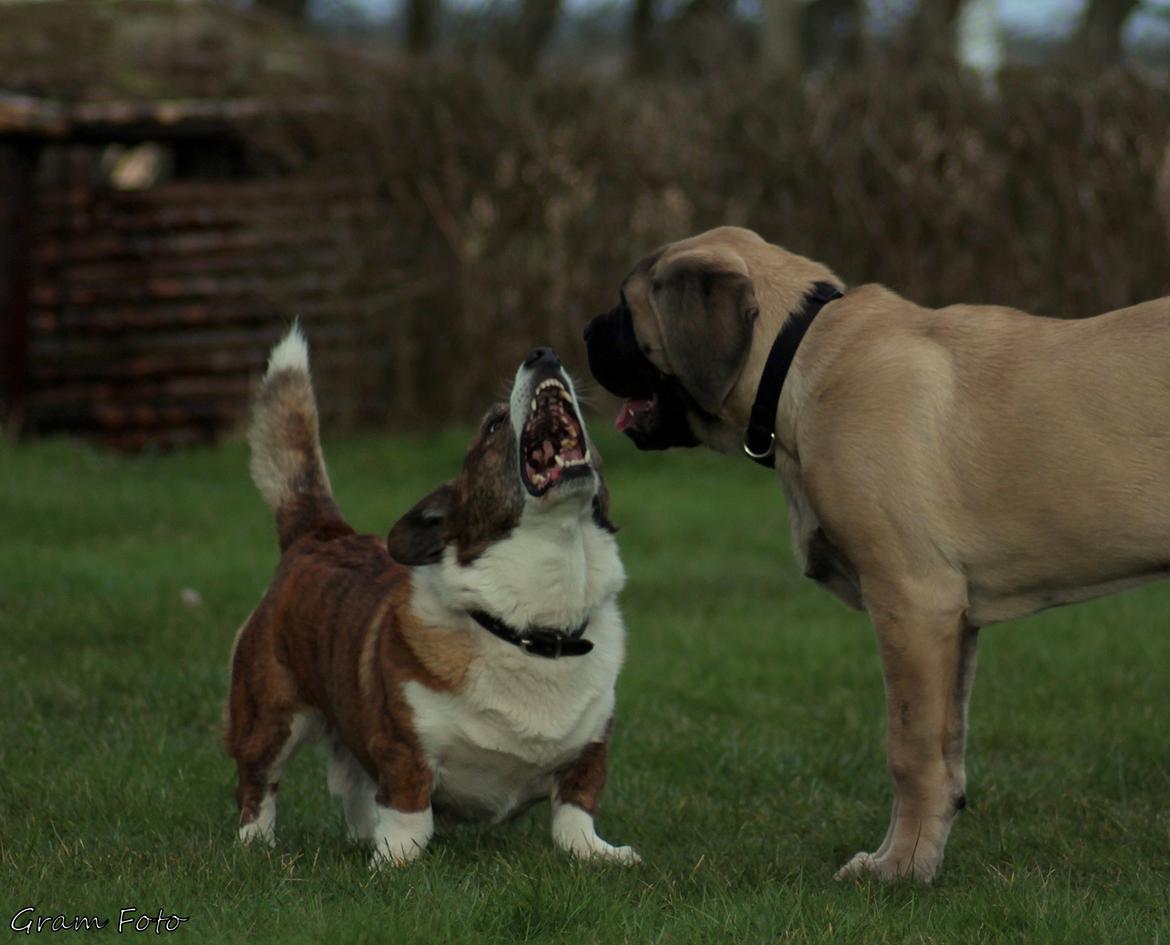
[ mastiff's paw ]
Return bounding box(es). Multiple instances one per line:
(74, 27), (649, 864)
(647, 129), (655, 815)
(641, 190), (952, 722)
(834, 850), (939, 883)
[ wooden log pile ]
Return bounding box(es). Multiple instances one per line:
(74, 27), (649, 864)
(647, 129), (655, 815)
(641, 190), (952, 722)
(22, 172), (396, 450)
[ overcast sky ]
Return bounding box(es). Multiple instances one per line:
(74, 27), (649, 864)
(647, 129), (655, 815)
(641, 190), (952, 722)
(347, 0), (1170, 42)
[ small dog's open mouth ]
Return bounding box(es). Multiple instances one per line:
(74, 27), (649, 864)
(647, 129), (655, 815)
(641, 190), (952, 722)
(522, 378), (591, 496)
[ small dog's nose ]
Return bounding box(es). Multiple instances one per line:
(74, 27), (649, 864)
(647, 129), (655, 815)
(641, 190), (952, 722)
(524, 347), (558, 368)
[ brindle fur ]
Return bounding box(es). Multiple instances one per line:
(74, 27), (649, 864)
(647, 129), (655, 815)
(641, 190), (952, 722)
(226, 335), (631, 866)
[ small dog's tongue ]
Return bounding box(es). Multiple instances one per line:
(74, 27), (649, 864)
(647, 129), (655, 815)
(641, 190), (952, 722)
(616, 398), (654, 432)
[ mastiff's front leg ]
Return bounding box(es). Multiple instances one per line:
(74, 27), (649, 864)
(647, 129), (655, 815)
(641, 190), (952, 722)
(836, 575), (977, 883)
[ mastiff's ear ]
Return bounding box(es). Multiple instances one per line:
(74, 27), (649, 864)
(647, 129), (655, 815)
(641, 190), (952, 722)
(651, 251), (758, 416)
(387, 483), (454, 565)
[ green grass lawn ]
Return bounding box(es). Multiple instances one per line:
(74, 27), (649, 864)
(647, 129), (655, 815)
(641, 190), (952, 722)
(2, 425), (1169, 944)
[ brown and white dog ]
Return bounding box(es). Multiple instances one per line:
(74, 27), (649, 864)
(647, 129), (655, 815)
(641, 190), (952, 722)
(225, 329), (637, 868)
(585, 225), (1170, 882)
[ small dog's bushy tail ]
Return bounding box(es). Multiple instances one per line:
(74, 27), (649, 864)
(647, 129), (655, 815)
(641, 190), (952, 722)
(249, 326), (350, 551)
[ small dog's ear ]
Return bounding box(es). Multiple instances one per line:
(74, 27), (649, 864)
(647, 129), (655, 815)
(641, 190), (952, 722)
(388, 484), (454, 565)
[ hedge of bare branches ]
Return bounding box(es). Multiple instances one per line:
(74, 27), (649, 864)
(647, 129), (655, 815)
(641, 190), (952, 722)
(251, 64), (1170, 427)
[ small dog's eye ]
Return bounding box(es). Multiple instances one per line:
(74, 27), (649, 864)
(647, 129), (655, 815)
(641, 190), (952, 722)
(487, 414), (505, 435)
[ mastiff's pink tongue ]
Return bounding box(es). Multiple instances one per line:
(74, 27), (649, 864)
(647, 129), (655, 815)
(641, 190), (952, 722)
(616, 398), (654, 432)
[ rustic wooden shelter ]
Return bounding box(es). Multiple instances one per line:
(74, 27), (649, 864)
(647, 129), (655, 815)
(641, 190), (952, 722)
(0, 1), (396, 450)
(0, 91), (388, 450)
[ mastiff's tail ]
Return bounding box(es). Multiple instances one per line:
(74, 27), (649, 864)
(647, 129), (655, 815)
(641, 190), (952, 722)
(249, 325), (350, 551)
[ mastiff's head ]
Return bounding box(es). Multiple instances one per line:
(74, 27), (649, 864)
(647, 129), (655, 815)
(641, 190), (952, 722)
(584, 226), (842, 454)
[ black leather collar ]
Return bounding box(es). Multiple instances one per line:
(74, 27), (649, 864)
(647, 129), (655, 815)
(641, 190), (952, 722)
(743, 282), (843, 468)
(469, 610), (593, 659)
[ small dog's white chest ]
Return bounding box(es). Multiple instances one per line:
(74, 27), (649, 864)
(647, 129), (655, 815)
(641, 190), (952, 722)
(403, 646), (617, 823)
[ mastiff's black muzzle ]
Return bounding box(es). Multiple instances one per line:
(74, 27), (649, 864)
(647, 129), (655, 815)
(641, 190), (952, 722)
(584, 302), (700, 451)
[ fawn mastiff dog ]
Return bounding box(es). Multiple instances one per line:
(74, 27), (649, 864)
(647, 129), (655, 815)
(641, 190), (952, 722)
(584, 225), (1170, 881)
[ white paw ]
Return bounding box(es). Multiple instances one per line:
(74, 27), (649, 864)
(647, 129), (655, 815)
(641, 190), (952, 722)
(835, 850), (937, 883)
(551, 804), (640, 865)
(584, 842), (642, 866)
(368, 838), (427, 870)
(368, 806), (433, 870)
(238, 820), (275, 848)
(238, 794), (276, 847)
(834, 851), (879, 880)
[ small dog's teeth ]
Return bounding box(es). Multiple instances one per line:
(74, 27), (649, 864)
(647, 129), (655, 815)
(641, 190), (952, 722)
(555, 455), (564, 467)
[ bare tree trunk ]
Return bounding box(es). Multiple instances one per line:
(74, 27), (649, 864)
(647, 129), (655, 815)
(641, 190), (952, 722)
(761, 0), (803, 77)
(628, 0), (657, 73)
(1073, 0), (1139, 67)
(406, 0), (438, 54)
(254, 0), (310, 21)
(900, 0), (965, 68)
(501, 0), (562, 74)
